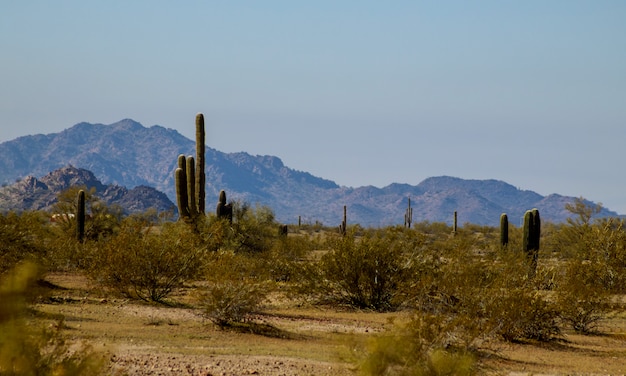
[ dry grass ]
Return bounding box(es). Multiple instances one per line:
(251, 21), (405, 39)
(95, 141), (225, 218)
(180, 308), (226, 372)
(35, 272), (626, 375)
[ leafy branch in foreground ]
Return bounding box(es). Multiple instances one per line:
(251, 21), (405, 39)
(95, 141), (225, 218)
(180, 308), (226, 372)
(0, 262), (104, 375)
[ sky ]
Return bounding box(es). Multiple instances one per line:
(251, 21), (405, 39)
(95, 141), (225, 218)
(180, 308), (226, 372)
(1, 1), (626, 213)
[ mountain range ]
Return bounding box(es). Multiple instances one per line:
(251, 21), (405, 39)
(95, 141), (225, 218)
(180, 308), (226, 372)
(0, 119), (619, 227)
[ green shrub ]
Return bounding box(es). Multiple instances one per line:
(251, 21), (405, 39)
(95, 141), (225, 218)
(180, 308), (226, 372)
(260, 233), (318, 282)
(487, 287), (561, 342)
(411, 221), (453, 238)
(196, 251), (271, 326)
(0, 211), (49, 275)
(555, 258), (612, 333)
(300, 228), (425, 311)
(88, 219), (206, 303)
(551, 198), (626, 294)
(356, 314), (476, 375)
(214, 202), (279, 254)
(407, 232), (562, 344)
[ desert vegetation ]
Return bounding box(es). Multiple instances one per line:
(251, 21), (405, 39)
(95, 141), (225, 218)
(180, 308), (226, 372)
(2, 191), (626, 374)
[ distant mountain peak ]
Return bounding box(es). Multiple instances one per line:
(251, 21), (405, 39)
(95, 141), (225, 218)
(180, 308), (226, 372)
(40, 165), (104, 192)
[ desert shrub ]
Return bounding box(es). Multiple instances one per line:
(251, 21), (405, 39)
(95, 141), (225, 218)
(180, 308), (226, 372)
(196, 251), (271, 326)
(487, 286), (561, 342)
(0, 211), (50, 275)
(474, 251), (561, 342)
(88, 218), (206, 303)
(406, 231), (563, 344)
(405, 232), (474, 315)
(299, 228), (425, 311)
(555, 258), (613, 333)
(216, 202), (279, 253)
(0, 262), (104, 375)
(550, 197), (606, 259)
(46, 226), (101, 272)
(260, 233), (318, 282)
(355, 313), (476, 376)
(551, 198), (626, 293)
(583, 218), (626, 292)
(557, 285), (608, 334)
(412, 221), (453, 238)
(411, 233), (500, 344)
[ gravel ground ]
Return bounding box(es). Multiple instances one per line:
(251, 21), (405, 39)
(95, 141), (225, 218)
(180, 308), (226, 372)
(106, 352), (352, 376)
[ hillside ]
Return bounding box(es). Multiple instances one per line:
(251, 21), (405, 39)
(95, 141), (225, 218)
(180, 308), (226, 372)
(0, 119), (619, 226)
(0, 165), (175, 214)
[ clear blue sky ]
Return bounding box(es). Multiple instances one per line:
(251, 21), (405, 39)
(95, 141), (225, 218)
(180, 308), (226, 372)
(1, 1), (625, 213)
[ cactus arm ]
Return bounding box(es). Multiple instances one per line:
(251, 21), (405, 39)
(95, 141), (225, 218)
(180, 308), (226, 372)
(175, 167), (190, 220)
(195, 113), (206, 214)
(500, 213), (509, 247)
(186, 156), (197, 217)
(77, 189), (85, 242)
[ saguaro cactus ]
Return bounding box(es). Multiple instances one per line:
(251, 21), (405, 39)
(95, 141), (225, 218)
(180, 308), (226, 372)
(523, 208), (541, 276)
(500, 213), (509, 248)
(175, 113), (206, 221)
(404, 197), (413, 228)
(453, 211), (458, 234)
(339, 205), (347, 236)
(77, 189), (85, 242)
(216, 190), (233, 223)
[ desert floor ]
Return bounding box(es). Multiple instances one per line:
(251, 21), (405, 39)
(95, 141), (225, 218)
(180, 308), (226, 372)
(35, 272), (626, 376)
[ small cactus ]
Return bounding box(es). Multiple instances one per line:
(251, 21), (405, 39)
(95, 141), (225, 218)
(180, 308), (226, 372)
(500, 213), (509, 248)
(339, 205), (347, 236)
(523, 208), (541, 277)
(77, 189), (85, 242)
(216, 190), (233, 223)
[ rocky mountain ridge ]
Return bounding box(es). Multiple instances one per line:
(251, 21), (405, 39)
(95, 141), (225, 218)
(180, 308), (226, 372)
(0, 119), (619, 226)
(0, 165), (175, 214)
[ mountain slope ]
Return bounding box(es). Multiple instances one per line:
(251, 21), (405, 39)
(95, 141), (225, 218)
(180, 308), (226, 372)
(0, 166), (175, 214)
(0, 120), (619, 226)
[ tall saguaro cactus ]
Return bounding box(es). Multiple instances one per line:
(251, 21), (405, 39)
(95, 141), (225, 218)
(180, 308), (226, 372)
(76, 189), (85, 242)
(500, 213), (509, 248)
(523, 208), (541, 276)
(175, 113), (206, 221)
(453, 211), (458, 234)
(404, 197), (413, 228)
